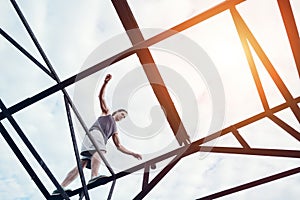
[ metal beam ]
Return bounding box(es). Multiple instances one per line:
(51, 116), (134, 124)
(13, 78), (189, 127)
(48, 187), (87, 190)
(197, 166), (300, 200)
(197, 146), (300, 158)
(277, 0), (300, 78)
(133, 153), (184, 200)
(142, 164), (150, 190)
(268, 114), (300, 142)
(111, 0), (190, 145)
(63, 97), (90, 200)
(0, 27), (54, 79)
(231, 126), (251, 149)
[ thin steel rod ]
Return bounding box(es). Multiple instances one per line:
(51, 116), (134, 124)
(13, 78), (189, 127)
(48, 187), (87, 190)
(142, 164), (150, 190)
(10, 0), (56, 79)
(64, 96), (90, 200)
(0, 28), (54, 79)
(268, 114), (300, 142)
(0, 0), (246, 121)
(133, 153), (184, 200)
(231, 126), (251, 148)
(277, 0), (300, 78)
(107, 179), (116, 200)
(0, 100), (70, 200)
(0, 122), (50, 199)
(197, 166), (300, 200)
(197, 146), (300, 158)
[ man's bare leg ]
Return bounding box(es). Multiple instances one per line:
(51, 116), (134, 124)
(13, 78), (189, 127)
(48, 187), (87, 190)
(90, 151), (104, 179)
(61, 160), (88, 188)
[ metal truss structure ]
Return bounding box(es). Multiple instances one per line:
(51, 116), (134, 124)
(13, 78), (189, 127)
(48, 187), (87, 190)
(0, 0), (299, 199)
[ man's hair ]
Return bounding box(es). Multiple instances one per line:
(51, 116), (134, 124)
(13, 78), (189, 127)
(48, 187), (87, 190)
(112, 109), (128, 116)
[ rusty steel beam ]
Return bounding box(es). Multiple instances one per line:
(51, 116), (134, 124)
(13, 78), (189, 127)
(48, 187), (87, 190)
(111, 0), (190, 145)
(277, 0), (300, 78)
(231, 126), (251, 149)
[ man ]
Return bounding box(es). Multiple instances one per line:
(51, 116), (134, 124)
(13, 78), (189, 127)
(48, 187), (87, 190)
(53, 74), (142, 194)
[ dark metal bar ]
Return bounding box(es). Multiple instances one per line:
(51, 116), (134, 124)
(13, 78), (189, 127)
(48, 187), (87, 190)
(277, 0), (300, 78)
(230, 7), (300, 122)
(0, 0), (246, 121)
(10, 0), (55, 78)
(197, 166), (300, 200)
(111, 0), (190, 145)
(142, 164), (150, 190)
(268, 114), (300, 142)
(133, 153), (184, 200)
(0, 78), (74, 120)
(230, 9), (270, 111)
(107, 179), (116, 200)
(0, 28), (54, 79)
(172, 0), (246, 32)
(0, 100), (70, 199)
(231, 126), (251, 148)
(197, 146), (300, 158)
(0, 122), (50, 199)
(63, 96), (90, 200)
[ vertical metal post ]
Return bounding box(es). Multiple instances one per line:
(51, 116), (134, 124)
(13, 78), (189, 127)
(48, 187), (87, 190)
(64, 97), (90, 200)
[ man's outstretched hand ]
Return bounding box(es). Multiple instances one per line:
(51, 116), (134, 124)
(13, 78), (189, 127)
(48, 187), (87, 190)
(132, 153), (142, 160)
(104, 74), (112, 83)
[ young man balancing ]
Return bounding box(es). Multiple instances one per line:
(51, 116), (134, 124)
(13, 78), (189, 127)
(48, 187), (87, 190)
(53, 74), (142, 194)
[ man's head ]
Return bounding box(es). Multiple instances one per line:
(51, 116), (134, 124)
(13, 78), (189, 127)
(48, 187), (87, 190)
(112, 109), (128, 122)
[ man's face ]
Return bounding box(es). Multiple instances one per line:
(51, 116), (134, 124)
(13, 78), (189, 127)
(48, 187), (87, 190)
(115, 111), (127, 121)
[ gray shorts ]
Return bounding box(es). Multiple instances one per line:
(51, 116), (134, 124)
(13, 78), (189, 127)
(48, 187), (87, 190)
(80, 129), (106, 168)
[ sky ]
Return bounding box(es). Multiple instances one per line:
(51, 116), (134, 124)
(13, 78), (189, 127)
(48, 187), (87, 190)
(0, 0), (300, 200)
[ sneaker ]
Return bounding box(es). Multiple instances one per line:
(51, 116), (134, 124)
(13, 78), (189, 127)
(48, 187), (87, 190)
(88, 175), (108, 184)
(52, 188), (72, 195)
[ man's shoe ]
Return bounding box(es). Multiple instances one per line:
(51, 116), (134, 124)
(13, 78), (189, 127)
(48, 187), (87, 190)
(52, 188), (72, 195)
(88, 175), (108, 184)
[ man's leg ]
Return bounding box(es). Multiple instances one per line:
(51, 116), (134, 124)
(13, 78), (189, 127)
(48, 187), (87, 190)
(61, 160), (88, 187)
(90, 151), (105, 179)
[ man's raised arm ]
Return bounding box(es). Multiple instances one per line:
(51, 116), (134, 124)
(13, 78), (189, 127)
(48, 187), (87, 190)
(98, 74), (112, 115)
